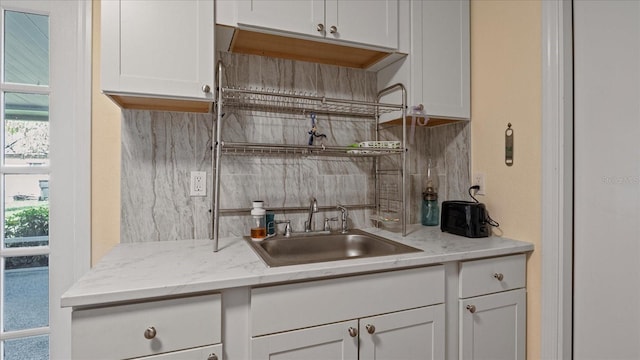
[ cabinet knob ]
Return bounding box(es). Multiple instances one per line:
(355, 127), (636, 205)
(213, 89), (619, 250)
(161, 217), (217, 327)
(466, 305), (477, 314)
(348, 327), (358, 337)
(317, 23), (324, 32)
(143, 326), (157, 339)
(330, 25), (338, 34)
(207, 353), (218, 360)
(493, 272), (504, 281)
(365, 324), (376, 334)
(202, 84), (211, 93)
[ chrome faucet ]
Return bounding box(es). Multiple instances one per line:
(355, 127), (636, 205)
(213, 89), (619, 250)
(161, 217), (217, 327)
(304, 197), (318, 232)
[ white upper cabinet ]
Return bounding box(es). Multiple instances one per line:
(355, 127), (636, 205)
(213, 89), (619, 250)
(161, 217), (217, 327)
(378, 0), (470, 124)
(326, 0), (398, 49)
(102, 0), (215, 111)
(415, 0), (469, 120)
(233, 0), (398, 50)
(236, 0), (324, 38)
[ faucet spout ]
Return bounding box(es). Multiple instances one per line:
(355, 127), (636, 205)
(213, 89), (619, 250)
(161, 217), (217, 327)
(305, 197), (318, 232)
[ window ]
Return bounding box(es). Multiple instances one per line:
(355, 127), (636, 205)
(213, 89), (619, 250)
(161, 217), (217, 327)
(0, 1), (90, 359)
(1, 9), (50, 360)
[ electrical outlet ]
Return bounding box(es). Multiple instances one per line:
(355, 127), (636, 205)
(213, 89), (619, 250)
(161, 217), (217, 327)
(190, 171), (206, 196)
(473, 172), (486, 195)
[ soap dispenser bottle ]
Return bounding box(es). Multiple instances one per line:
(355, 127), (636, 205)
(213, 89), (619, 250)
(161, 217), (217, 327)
(421, 159), (439, 226)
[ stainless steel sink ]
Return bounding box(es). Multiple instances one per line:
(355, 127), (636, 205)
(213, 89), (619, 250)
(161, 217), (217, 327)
(244, 229), (422, 267)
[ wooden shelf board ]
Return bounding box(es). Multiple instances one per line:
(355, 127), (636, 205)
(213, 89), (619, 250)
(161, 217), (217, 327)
(230, 29), (392, 69)
(380, 116), (466, 127)
(108, 94), (212, 113)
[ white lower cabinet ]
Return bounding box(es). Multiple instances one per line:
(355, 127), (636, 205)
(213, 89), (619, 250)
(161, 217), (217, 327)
(249, 266), (446, 360)
(68, 255), (530, 360)
(137, 344), (222, 360)
(251, 305), (445, 360)
(459, 289), (526, 360)
(458, 254), (527, 360)
(251, 320), (359, 360)
(360, 305), (446, 360)
(71, 294), (222, 360)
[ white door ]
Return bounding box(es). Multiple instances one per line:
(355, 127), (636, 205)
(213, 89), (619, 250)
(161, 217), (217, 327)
(459, 289), (526, 360)
(573, 1), (640, 358)
(359, 305), (445, 360)
(251, 320), (358, 360)
(0, 1), (90, 359)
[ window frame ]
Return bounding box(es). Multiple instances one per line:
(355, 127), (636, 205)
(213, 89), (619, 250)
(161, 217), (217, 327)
(0, 1), (91, 359)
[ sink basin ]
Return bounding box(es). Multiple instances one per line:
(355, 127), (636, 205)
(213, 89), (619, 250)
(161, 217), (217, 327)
(244, 229), (422, 267)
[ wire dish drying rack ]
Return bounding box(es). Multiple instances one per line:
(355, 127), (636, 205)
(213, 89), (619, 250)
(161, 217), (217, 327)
(220, 142), (405, 157)
(221, 87), (402, 118)
(212, 61), (408, 251)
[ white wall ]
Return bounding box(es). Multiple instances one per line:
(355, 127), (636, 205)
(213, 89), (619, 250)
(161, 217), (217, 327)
(573, 1), (640, 358)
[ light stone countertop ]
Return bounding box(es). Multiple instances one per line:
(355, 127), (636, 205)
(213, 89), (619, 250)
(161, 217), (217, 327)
(61, 224), (533, 308)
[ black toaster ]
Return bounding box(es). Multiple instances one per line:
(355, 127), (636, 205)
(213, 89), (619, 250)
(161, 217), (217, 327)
(440, 200), (490, 238)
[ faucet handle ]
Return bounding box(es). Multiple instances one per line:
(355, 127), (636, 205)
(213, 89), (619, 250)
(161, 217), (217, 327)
(324, 217), (339, 231)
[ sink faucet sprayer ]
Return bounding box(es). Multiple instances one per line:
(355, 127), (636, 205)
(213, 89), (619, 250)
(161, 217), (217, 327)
(305, 197), (318, 232)
(337, 204), (348, 234)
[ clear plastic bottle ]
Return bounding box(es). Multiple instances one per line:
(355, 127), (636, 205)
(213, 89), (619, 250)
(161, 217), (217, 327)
(250, 201), (267, 240)
(421, 158), (439, 226)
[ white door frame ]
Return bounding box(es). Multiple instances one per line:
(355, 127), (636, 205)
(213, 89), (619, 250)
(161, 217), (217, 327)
(541, 0), (573, 358)
(48, 0), (92, 358)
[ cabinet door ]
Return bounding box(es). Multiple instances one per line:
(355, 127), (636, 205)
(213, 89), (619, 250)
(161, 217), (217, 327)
(359, 305), (445, 360)
(251, 320), (358, 360)
(101, 0), (214, 101)
(460, 288), (526, 360)
(236, 0), (324, 38)
(136, 344), (222, 360)
(413, 0), (469, 119)
(325, 0), (398, 49)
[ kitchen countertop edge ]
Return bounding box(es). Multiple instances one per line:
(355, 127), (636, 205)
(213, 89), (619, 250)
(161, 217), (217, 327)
(61, 225), (534, 308)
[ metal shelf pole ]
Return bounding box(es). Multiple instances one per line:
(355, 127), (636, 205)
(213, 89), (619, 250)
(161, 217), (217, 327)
(212, 61), (224, 252)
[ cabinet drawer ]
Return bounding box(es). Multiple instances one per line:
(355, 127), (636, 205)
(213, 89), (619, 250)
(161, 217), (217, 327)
(72, 294), (221, 360)
(251, 266), (444, 336)
(137, 344), (222, 360)
(459, 254), (526, 298)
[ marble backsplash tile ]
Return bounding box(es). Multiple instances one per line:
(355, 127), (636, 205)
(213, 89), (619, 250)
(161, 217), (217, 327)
(120, 52), (470, 243)
(121, 110), (213, 242)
